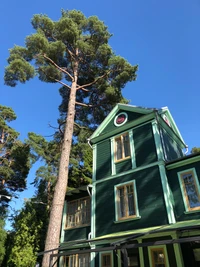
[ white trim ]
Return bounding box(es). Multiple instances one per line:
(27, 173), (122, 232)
(152, 120), (165, 161)
(110, 137), (116, 175)
(159, 165), (176, 224)
(129, 130), (136, 169)
(60, 201), (67, 243)
(114, 112), (128, 127)
(138, 239), (145, 267)
(91, 184), (96, 239)
(171, 233), (185, 267)
(92, 144), (97, 182)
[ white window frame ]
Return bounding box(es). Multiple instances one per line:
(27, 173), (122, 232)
(114, 132), (131, 162)
(111, 130), (136, 175)
(99, 251), (113, 267)
(148, 245), (169, 267)
(114, 180), (140, 222)
(66, 197), (91, 229)
(177, 168), (200, 212)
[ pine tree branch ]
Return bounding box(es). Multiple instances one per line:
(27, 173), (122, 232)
(43, 54), (74, 81)
(76, 85), (90, 92)
(54, 79), (71, 90)
(74, 122), (88, 130)
(75, 101), (93, 107)
(77, 71), (111, 90)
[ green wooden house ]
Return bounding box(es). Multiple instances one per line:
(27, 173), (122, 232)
(58, 104), (200, 267)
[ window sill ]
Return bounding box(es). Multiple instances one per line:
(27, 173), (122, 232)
(65, 224), (90, 230)
(184, 210), (200, 214)
(115, 156), (131, 163)
(114, 216), (141, 224)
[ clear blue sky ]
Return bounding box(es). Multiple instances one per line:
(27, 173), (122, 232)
(1, 0), (200, 227)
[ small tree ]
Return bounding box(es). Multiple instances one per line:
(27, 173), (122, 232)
(0, 219), (6, 265)
(7, 203), (43, 267)
(4, 10), (138, 266)
(0, 105), (30, 216)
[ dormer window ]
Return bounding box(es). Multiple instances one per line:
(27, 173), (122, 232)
(115, 133), (131, 162)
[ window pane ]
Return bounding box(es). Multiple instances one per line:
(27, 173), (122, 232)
(123, 134), (130, 157)
(116, 138), (123, 160)
(102, 254), (111, 267)
(118, 187), (126, 218)
(182, 173), (200, 208)
(127, 185), (135, 216)
(78, 254), (90, 267)
(151, 249), (166, 267)
(66, 198), (91, 228)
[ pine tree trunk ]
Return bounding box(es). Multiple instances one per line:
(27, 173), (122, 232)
(42, 64), (78, 266)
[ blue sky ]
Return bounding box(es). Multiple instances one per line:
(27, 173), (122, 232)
(1, 0), (200, 227)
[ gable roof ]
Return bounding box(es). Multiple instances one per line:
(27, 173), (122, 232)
(90, 103), (156, 140)
(89, 103), (187, 147)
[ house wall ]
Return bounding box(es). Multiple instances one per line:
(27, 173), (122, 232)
(167, 161), (200, 221)
(160, 127), (184, 161)
(96, 139), (112, 180)
(101, 111), (144, 135)
(64, 226), (90, 242)
(96, 123), (158, 180)
(133, 123), (157, 167)
(95, 166), (168, 237)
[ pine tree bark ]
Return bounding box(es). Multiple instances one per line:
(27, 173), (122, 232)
(42, 61), (78, 267)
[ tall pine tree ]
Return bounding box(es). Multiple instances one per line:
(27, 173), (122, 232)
(4, 10), (138, 266)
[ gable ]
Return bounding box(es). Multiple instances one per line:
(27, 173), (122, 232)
(158, 107), (186, 146)
(90, 104), (154, 141)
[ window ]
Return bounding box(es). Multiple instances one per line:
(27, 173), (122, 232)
(150, 248), (167, 267)
(178, 168), (200, 212)
(115, 181), (139, 221)
(100, 252), (113, 267)
(115, 132), (131, 161)
(148, 246), (169, 267)
(66, 197), (91, 228)
(64, 253), (90, 267)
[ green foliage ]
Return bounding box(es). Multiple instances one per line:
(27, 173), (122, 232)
(0, 105), (31, 216)
(5, 9), (137, 126)
(191, 147), (200, 154)
(7, 204), (44, 267)
(0, 219), (6, 265)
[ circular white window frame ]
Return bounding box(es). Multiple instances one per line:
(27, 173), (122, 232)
(162, 114), (171, 127)
(114, 112), (128, 127)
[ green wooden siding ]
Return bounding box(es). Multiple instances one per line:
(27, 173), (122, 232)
(64, 226), (90, 242)
(96, 139), (112, 180)
(133, 123), (157, 167)
(101, 110), (144, 135)
(161, 128), (184, 161)
(116, 158), (132, 174)
(95, 166), (168, 237)
(167, 162), (200, 221)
